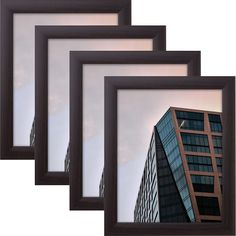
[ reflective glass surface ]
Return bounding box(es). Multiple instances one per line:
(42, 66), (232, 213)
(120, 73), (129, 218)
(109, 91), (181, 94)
(196, 196), (220, 216)
(191, 175), (214, 193)
(155, 131), (190, 222)
(208, 114), (222, 133)
(187, 155), (213, 172)
(219, 176), (223, 193)
(181, 133), (210, 153)
(99, 169), (104, 197)
(156, 110), (195, 221)
(176, 110), (204, 131)
(134, 133), (159, 223)
(212, 136), (223, 154)
(216, 157), (223, 173)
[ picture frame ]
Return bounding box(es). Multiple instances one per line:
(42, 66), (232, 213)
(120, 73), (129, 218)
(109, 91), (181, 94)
(104, 76), (235, 235)
(69, 51), (201, 210)
(35, 26), (167, 185)
(0, 0), (131, 160)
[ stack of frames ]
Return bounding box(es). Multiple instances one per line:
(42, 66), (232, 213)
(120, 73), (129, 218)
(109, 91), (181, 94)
(0, 0), (235, 235)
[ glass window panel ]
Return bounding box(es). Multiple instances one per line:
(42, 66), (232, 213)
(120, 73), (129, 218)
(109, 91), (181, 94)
(196, 196), (220, 216)
(208, 114), (222, 133)
(213, 136), (223, 154)
(216, 157), (223, 173)
(181, 133), (210, 153)
(187, 155), (213, 172)
(191, 175), (214, 193)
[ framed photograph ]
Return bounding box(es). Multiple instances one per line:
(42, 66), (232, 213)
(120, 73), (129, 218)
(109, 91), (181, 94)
(69, 51), (201, 210)
(104, 76), (235, 235)
(0, 0), (131, 160)
(35, 26), (167, 185)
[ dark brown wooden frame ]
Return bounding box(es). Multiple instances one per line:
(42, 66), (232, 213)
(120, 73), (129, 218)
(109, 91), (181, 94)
(35, 26), (167, 185)
(70, 51), (201, 210)
(104, 76), (235, 235)
(0, 0), (131, 160)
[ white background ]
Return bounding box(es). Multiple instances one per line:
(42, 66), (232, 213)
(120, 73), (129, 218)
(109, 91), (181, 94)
(0, 0), (235, 235)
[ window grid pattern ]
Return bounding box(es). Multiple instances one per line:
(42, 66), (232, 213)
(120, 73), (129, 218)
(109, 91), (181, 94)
(219, 176), (223, 193)
(208, 114), (222, 133)
(191, 175), (214, 193)
(156, 110), (195, 222)
(134, 109), (223, 223)
(155, 132), (190, 222)
(212, 136), (223, 154)
(187, 155), (213, 172)
(134, 133), (159, 223)
(181, 133), (210, 153)
(196, 196), (220, 216)
(176, 109), (223, 221)
(216, 157), (223, 173)
(176, 110), (204, 131)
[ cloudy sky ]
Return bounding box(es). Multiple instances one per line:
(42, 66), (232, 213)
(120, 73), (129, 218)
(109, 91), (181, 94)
(117, 89), (222, 222)
(13, 13), (118, 146)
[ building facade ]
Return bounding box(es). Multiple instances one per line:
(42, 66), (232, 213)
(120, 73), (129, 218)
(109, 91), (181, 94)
(30, 118), (70, 173)
(30, 119), (35, 146)
(134, 107), (223, 223)
(99, 169), (105, 197)
(64, 145), (70, 172)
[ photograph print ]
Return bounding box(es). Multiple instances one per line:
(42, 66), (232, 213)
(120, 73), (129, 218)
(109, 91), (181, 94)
(35, 27), (167, 185)
(69, 51), (201, 209)
(105, 75), (235, 236)
(0, 0), (131, 160)
(116, 86), (223, 223)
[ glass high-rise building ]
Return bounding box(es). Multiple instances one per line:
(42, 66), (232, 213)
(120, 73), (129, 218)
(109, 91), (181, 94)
(30, 119), (35, 146)
(99, 169), (105, 197)
(64, 145), (70, 172)
(134, 107), (223, 223)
